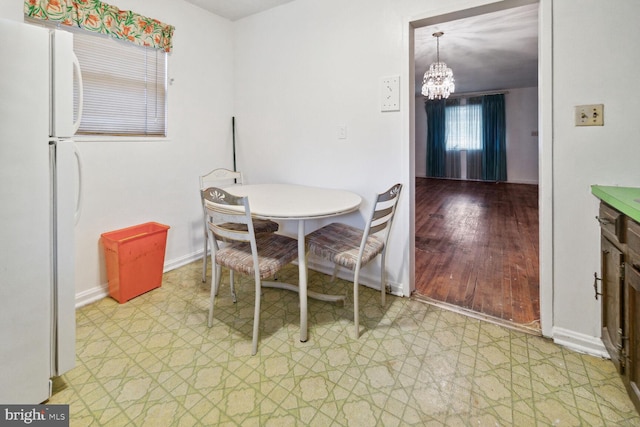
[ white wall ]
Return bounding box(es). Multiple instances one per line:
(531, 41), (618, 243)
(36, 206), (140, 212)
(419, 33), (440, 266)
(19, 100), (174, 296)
(232, 0), (640, 355)
(74, 0), (234, 304)
(233, 0), (427, 291)
(6, 0), (640, 355)
(2, 1), (235, 304)
(552, 0), (640, 342)
(415, 97), (428, 177)
(414, 87), (539, 183)
(232, 0), (540, 296)
(1, 2), (21, 21)
(506, 87), (538, 184)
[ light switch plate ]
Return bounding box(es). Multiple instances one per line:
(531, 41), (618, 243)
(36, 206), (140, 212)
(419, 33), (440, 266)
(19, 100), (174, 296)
(575, 104), (604, 126)
(337, 125), (347, 139)
(381, 76), (400, 112)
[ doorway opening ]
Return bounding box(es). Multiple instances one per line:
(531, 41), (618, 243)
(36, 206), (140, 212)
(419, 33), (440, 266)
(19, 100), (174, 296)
(409, 0), (541, 333)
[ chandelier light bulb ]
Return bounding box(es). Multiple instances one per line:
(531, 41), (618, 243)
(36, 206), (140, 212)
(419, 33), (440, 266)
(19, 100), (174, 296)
(422, 32), (455, 100)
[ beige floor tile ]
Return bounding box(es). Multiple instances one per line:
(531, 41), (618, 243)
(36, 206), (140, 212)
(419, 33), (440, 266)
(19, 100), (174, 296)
(45, 261), (640, 426)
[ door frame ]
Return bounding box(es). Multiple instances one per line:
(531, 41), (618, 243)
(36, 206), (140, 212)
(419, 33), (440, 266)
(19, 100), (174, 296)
(402, 0), (553, 336)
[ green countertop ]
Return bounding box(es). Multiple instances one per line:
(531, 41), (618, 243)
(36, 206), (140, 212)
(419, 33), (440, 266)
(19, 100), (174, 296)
(592, 185), (640, 223)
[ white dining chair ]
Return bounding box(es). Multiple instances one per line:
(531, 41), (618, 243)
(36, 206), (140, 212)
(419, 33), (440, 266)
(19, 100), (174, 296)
(199, 168), (279, 298)
(202, 187), (298, 355)
(306, 183), (403, 338)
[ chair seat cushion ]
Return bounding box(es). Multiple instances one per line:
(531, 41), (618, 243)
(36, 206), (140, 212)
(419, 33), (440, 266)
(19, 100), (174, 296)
(216, 234), (298, 280)
(219, 219), (279, 234)
(307, 223), (384, 270)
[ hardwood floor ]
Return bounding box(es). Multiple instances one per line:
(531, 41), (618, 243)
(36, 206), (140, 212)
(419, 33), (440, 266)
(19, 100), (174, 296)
(414, 178), (540, 328)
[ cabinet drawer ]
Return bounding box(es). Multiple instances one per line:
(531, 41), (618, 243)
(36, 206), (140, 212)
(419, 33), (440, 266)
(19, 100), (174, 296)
(628, 219), (640, 261)
(599, 203), (625, 243)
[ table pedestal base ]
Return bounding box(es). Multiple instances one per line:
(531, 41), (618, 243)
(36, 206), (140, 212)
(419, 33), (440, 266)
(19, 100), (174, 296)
(261, 281), (347, 303)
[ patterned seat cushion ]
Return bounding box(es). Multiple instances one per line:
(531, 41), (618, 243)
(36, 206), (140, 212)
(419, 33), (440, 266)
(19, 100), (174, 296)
(216, 234), (298, 280)
(306, 223), (384, 270)
(219, 219), (279, 234)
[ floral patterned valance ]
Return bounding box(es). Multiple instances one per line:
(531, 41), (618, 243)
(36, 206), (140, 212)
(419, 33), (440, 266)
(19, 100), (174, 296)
(24, 0), (175, 52)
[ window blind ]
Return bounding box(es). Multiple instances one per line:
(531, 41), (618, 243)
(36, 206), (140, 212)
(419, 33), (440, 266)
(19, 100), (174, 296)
(72, 30), (168, 136)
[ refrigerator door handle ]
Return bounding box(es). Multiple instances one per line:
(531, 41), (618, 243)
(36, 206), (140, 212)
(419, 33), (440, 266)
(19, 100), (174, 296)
(74, 143), (83, 224)
(72, 53), (83, 134)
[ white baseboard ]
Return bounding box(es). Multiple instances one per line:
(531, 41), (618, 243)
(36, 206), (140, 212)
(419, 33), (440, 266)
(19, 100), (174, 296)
(74, 251), (203, 308)
(415, 175), (538, 186)
(507, 179), (539, 185)
(306, 258), (404, 297)
(164, 251), (202, 271)
(75, 285), (109, 308)
(75, 251), (404, 308)
(186, 248), (406, 297)
(552, 326), (609, 358)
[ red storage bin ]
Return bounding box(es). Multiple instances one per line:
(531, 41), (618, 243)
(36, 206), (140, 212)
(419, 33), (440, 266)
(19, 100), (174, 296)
(101, 222), (170, 303)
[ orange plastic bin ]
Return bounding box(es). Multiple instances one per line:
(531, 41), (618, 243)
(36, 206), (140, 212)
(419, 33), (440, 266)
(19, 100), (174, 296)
(101, 222), (170, 303)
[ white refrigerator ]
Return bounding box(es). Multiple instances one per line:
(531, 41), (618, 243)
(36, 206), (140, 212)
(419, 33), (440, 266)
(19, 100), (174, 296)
(0, 18), (82, 404)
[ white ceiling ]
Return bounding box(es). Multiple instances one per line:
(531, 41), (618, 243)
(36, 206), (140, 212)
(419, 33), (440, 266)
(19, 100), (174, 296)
(182, 0), (296, 21)
(182, 1), (539, 96)
(415, 3), (539, 96)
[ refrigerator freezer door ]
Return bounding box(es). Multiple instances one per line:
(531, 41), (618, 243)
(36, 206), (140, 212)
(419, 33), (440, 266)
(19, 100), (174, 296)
(0, 19), (53, 404)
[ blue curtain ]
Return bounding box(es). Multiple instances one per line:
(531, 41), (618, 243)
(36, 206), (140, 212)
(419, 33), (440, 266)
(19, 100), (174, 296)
(425, 100), (446, 177)
(481, 94), (507, 181)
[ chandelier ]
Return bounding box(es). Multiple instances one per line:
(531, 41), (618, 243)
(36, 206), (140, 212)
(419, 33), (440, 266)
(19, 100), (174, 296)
(421, 31), (455, 100)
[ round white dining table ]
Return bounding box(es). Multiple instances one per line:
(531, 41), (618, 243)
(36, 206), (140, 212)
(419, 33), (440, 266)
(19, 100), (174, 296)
(226, 184), (362, 342)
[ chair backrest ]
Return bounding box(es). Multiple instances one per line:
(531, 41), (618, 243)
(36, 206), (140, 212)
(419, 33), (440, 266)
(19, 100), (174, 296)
(201, 186), (256, 246)
(199, 168), (244, 190)
(362, 183), (403, 246)
(199, 169), (244, 232)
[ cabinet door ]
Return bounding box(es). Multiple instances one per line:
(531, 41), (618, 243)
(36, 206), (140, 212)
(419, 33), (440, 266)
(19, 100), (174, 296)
(625, 262), (640, 407)
(602, 236), (624, 373)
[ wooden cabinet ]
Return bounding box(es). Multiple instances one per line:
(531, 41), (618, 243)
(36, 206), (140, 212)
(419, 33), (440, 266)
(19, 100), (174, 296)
(625, 219), (640, 408)
(597, 201), (640, 412)
(601, 235), (624, 371)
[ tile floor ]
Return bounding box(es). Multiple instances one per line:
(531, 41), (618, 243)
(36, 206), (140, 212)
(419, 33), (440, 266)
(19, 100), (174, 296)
(48, 261), (640, 426)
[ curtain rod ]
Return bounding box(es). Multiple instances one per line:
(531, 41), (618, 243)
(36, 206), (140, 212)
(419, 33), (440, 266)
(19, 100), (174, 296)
(448, 89), (510, 99)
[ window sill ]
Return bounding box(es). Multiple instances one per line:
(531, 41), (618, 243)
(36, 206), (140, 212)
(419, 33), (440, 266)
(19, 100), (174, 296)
(72, 135), (169, 143)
